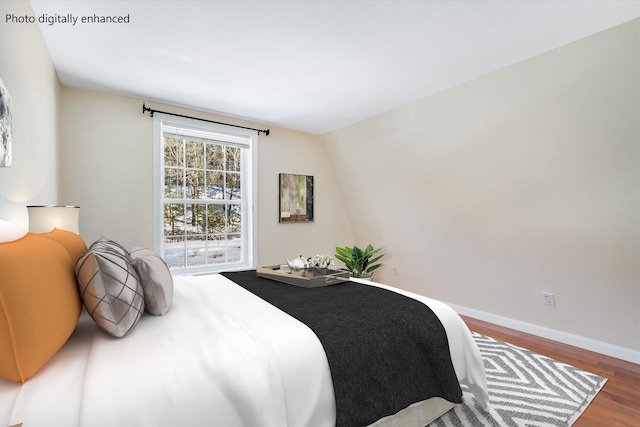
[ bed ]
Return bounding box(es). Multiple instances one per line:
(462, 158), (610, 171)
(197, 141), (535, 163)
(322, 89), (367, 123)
(0, 229), (488, 427)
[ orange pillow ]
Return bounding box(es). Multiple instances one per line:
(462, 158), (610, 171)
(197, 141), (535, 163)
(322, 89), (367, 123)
(39, 228), (87, 261)
(0, 233), (82, 383)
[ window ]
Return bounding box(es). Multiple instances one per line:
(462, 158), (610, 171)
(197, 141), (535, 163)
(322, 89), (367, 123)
(153, 114), (257, 274)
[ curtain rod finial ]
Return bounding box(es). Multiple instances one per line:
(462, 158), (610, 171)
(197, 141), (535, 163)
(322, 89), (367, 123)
(142, 103), (155, 117)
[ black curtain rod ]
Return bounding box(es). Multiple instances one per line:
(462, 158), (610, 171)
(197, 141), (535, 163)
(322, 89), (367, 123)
(142, 103), (270, 136)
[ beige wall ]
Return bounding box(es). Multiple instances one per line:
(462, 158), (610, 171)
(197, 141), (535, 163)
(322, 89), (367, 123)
(59, 87), (354, 265)
(0, 0), (60, 227)
(324, 19), (640, 358)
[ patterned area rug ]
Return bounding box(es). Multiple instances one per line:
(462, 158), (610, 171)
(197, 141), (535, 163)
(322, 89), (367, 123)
(429, 333), (607, 427)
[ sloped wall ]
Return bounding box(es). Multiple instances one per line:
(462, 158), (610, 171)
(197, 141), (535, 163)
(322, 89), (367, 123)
(324, 19), (639, 356)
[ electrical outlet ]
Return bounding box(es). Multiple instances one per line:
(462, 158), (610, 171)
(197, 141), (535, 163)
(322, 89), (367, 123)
(542, 292), (556, 306)
(392, 266), (398, 275)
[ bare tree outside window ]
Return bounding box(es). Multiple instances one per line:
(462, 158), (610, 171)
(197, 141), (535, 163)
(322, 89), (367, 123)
(158, 122), (254, 273)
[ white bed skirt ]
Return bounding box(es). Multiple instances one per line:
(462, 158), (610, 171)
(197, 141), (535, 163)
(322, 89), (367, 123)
(0, 274), (488, 427)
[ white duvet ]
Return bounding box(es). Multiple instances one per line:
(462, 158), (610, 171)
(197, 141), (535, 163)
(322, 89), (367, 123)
(0, 274), (488, 427)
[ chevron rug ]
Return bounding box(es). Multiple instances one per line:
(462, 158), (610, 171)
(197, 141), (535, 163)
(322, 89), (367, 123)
(429, 332), (607, 427)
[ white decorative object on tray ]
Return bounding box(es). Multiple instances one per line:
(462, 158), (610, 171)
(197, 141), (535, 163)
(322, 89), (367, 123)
(284, 255), (309, 271)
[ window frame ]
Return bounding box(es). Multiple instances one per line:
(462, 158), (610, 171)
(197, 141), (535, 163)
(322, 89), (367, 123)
(153, 113), (258, 274)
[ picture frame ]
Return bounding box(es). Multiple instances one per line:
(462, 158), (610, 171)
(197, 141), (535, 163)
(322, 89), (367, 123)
(0, 77), (12, 167)
(279, 173), (314, 222)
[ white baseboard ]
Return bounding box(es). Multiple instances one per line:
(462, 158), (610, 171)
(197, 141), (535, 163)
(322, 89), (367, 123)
(448, 303), (640, 365)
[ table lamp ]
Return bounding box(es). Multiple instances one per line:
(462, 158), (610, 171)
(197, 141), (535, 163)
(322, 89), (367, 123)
(27, 205), (80, 234)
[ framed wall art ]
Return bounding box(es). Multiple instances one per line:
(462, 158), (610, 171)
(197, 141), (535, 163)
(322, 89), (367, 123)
(0, 77), (12, 167)
(279, 173), (314, 222)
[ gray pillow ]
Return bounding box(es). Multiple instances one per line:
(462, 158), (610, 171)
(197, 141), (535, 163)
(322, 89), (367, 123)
(129, 248), (173, 316)
(75, 237), (144, 338)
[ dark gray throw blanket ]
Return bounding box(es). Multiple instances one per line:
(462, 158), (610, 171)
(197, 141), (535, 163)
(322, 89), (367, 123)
(222, 271), (462, 427)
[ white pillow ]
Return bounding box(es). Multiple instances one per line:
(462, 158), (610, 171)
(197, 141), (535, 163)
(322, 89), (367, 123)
(0, 220), (27, 242)
(129, 248), (173, 316)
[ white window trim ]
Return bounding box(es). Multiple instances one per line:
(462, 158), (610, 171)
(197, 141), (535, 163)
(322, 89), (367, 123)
(153, 113), (258, 274)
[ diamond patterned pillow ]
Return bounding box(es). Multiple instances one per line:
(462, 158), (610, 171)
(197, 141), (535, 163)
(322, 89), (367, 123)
(75, 237), (144, 338)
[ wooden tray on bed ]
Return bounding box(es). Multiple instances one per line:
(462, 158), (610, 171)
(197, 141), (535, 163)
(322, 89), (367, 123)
(257, 265), (350, 288)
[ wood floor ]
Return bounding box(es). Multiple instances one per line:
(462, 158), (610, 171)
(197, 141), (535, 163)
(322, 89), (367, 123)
(461, 316), (640, 427)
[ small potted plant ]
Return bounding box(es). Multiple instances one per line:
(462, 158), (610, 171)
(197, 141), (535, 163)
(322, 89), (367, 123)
(335, 244), (385, 279)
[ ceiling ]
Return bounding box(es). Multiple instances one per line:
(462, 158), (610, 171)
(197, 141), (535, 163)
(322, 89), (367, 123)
(30, 0), (639, 135)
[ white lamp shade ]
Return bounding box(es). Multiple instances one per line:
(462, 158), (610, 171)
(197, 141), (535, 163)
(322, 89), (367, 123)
(27, 205), (80, 234)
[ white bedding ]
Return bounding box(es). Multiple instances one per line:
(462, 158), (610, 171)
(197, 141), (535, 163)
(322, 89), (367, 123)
(0, 274), (488, 427)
